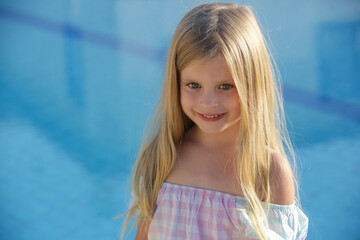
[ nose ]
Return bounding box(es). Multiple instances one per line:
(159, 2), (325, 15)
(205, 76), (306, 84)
(200, 89), (219, 107)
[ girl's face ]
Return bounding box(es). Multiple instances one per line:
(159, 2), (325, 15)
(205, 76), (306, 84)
(179, 54), (241, 135)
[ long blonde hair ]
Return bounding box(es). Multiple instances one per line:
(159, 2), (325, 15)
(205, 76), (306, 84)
(117, 3), (301, 239)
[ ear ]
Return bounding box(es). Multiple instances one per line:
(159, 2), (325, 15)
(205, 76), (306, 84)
(269, 151), (295, 205)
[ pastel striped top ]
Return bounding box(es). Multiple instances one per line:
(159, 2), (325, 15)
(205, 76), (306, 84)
(130, 181), (309, 239)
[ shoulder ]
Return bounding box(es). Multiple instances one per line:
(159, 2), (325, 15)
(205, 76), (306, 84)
(269, 150), (295, 205)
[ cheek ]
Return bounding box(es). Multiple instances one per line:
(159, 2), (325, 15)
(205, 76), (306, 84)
(180, 87), (190, 115)
(180, 88), (197, 109)
(224, 93), (241, 114)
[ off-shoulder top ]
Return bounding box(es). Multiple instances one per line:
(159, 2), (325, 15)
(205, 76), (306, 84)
(130, 181), (309, 240)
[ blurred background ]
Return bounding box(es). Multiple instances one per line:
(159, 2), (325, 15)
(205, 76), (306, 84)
(0, 0), (359, 239)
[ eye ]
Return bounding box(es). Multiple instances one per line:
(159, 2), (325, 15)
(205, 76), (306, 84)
(219, 84), (233, 90)
(187, 83), (200, 89)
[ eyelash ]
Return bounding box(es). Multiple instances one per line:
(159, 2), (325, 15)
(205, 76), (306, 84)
(187, 83), (233, 90)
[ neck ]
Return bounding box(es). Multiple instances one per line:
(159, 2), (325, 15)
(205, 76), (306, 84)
(191, 124), (241, 149)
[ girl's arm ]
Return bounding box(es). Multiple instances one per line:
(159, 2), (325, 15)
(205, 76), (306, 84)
(135, 219), (148, 240)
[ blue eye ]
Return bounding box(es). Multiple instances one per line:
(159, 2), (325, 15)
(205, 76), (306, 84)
(220, 84), (233, 90)
(188, 83), (200, 89)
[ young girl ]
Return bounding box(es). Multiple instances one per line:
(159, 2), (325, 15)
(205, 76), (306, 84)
(119, 2), (308, 239)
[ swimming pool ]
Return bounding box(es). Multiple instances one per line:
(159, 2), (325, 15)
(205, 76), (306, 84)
(0, 0), (359, 239)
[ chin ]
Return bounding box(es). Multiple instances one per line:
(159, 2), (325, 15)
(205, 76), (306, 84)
(197, 125), (226, 134)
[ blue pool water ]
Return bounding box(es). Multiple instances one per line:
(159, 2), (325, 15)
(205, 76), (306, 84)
(0, 1), (359, 239)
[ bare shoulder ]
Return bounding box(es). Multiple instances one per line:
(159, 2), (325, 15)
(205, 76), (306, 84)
(269, 150), (295, 205)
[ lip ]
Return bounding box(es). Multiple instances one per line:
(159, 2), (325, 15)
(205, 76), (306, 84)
(196, 112), (226, 122)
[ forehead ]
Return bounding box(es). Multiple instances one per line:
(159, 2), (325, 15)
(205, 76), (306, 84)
(180, 55), (233, 82)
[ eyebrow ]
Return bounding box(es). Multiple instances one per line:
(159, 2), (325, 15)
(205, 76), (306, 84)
(181, 78), (234, 83)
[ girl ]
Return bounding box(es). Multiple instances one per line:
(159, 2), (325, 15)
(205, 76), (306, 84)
(119, 2), (308, 239)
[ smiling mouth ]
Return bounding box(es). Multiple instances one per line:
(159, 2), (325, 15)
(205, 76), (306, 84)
(197, 112), (226, 120)
(202, 114), (221, 118)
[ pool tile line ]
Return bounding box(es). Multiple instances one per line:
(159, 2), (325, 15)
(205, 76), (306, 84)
(284, 85), (360, 123)
(0, 7), (165, 62)
(1, 6), (359, 123)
